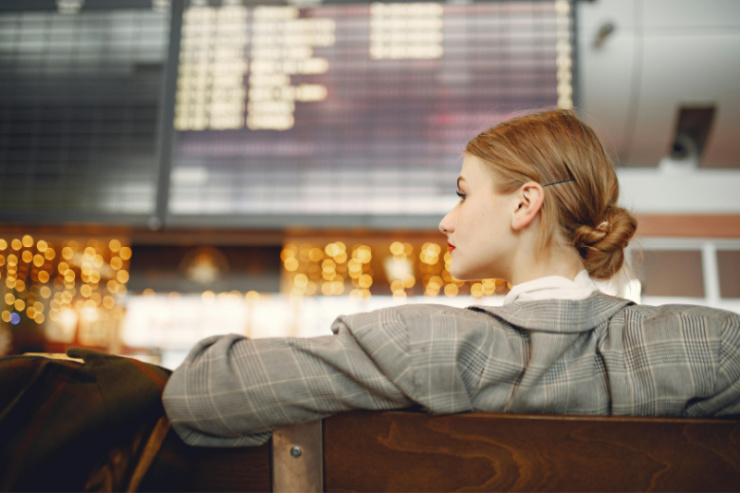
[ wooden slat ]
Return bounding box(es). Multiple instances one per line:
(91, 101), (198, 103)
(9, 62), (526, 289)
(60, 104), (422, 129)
(272, 420), (323, 492)
(188, 442), (272, 492)
(323, 411), (740, 492)
(635, 214), (740, 238)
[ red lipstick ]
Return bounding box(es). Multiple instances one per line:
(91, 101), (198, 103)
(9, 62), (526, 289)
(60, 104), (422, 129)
(447, 242), (455, 252)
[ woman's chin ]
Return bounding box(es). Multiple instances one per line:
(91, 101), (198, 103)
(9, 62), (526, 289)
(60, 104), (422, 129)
(451, 267), (501, 283)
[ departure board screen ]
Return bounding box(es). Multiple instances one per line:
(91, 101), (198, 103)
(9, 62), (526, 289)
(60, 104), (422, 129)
(169, 0), (574, 227)
(0, 0), (170, 224)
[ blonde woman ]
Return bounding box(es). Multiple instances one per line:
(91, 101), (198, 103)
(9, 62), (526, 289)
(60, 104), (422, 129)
(163, 109), (740, 447)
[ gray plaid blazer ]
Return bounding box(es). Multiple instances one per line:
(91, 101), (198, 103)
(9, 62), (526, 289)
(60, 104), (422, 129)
(162, 293), (740, 447)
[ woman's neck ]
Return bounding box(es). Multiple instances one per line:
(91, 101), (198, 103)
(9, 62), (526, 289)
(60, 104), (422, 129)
(509, 238), (586, 286)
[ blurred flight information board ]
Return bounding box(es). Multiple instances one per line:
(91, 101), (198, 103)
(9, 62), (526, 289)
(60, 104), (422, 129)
(168, 0), (574, 227)
(0, 0), (170, 224)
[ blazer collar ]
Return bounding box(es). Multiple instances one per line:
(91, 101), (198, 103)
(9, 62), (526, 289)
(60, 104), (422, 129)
(468, 292), (634, 333)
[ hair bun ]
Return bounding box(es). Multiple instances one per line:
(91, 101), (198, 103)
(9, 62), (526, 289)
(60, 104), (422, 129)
(573, 206), (637, 280)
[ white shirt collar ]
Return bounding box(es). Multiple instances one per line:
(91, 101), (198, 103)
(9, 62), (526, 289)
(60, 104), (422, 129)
(503, 270), (597, 305)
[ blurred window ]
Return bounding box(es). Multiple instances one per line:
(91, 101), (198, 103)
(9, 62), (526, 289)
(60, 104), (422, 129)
(718, 250), (740, 299)
(638, 249), (705, 298)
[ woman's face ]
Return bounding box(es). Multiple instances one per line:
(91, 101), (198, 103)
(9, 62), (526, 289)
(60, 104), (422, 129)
(438, 154), (520, 281)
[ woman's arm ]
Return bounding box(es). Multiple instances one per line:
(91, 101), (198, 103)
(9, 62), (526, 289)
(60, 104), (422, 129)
(162, 320), (414, 447)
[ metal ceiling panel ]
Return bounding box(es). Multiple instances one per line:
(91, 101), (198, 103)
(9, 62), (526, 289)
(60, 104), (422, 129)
(578, 0), (740, 169)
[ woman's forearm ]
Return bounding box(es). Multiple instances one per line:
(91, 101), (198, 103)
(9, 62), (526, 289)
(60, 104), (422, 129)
(162, 327), (414, 447)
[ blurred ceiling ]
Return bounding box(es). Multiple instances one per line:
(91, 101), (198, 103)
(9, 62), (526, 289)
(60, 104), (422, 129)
(578, 0), (740, 169)
(578, 0), (740, 215)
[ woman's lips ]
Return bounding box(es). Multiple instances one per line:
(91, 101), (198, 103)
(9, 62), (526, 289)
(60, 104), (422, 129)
(448, 242), (455, 252)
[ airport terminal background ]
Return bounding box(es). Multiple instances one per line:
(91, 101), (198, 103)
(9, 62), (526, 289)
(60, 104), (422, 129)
(0, 0), (738, 368)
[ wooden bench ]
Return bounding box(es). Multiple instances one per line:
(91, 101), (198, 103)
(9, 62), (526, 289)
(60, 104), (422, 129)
(173, 411), (740, 492)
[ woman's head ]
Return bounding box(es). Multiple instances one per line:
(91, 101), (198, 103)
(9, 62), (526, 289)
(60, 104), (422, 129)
(440, 109), (636, 281)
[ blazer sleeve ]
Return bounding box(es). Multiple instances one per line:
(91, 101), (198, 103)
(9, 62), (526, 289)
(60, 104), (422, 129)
(162, 315), (415, 447)
(698, 309), (740, 417)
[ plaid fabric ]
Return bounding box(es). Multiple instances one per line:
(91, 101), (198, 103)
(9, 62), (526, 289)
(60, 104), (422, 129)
(0, 348), (170, 491)
(162, 293), (740, 447)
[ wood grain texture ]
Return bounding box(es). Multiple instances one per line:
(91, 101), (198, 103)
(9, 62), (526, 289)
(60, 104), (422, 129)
(323, 411), (740, 492)
(188, 442), (272, 492)
(273, 420), (323, 492)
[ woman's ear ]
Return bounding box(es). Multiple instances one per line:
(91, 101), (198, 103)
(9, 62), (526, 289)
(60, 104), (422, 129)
(511, 181), (545, 231)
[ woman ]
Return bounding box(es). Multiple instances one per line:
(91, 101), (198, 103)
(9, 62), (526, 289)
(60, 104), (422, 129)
(162, 109), (740, 447)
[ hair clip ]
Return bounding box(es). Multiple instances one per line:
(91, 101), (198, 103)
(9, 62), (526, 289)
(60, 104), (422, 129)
(542, 178), (575, 187)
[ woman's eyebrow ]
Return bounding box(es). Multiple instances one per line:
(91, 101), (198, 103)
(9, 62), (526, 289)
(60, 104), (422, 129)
(456, 176), (466, 188)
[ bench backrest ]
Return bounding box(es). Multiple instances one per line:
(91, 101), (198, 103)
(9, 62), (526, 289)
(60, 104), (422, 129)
(187, 411), (740, 492)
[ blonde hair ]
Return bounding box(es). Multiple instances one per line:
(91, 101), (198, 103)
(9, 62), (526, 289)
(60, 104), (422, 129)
(465, 109), (637, 280)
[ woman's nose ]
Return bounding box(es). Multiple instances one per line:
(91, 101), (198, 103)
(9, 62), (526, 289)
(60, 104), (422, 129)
(439, 211), (453, 234)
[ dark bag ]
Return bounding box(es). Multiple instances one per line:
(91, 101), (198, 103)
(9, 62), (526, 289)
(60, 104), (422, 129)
(0, 348), (179, 492)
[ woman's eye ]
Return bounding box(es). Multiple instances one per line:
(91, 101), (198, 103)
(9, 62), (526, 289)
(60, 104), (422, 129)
(456, 190), (467, 201)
